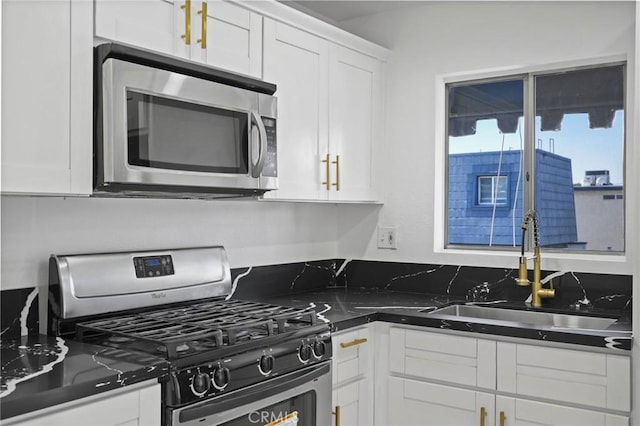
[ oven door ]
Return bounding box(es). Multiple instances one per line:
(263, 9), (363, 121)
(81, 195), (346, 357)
(169, 362), (331, 426)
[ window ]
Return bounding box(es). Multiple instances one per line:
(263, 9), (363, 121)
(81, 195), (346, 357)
(446, 64), (625, 252)
(478, 176), (508, 206)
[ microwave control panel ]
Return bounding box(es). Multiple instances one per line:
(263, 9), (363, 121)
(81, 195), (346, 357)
(262, 117), (277, 178)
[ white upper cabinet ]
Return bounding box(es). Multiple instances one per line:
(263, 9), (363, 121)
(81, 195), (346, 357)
(1, 0), (93, 195)
(262, 18), (387, 202)
(94, 0), (262, 78)
(262, 19), (329, 200)
(94, 0), (175, 55)
(328, 44), (383, 202)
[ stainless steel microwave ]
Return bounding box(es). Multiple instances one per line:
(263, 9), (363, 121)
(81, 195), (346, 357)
(94, 43), (277, 199)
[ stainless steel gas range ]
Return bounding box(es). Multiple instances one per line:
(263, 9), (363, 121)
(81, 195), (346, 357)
(47, 246), (332, 426)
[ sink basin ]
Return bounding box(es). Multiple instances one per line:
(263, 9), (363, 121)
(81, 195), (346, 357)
(426, 304), (618, 331)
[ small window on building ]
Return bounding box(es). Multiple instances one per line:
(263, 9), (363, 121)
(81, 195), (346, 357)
(478, 176), (508, 205)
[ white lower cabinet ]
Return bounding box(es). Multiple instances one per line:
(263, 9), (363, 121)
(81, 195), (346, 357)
(3, 381), (160, 426)
(384, 325), (631, 426)
(388, 377), (495, 426)
(496, 396), (629, 426)
(331, 325), (374, 426)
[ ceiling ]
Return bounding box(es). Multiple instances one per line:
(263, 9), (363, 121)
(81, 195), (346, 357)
(283, 1), (414, 24)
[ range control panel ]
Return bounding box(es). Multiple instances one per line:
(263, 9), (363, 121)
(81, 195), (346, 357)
(133, 255), (174, 278)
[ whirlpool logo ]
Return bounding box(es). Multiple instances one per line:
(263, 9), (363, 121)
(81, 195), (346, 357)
(151, 292), (167, 299)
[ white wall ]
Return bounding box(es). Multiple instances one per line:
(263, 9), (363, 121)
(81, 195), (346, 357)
(338, 1), (637, 276)
(0, 196), (339, 290)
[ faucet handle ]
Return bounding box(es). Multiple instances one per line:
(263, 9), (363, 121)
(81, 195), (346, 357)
(516, 256), (529, 286)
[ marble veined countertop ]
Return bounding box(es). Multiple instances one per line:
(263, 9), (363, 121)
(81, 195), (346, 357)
(0, 334), (168, 420)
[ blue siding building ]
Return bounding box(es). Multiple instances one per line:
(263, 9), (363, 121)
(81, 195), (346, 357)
(448, 149), (578, 247)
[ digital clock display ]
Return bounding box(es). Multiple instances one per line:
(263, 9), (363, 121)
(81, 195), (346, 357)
(133, 255), (174, 278)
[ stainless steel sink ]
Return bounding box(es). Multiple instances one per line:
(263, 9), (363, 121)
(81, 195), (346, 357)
(426, 304), (618, 331)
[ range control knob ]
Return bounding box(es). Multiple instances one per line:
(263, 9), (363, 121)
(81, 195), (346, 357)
(313, 341), (327, 358)
(191, 373), (211, 397)
(212, 367), (230, 390)
(298, 344), (312, 363)
(258, 354), (275, 375)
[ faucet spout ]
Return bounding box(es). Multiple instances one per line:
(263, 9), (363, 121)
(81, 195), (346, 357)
(517, 210), (555, 307)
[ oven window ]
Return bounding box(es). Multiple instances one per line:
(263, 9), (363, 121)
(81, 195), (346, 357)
(126, 90), (249, 174)
(220, 390), (316, 426)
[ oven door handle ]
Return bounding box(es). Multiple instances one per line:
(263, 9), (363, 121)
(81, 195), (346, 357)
(179, 362), (330, 423)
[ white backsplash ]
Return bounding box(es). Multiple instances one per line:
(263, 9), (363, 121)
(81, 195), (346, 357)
(0, 195), (339, 291)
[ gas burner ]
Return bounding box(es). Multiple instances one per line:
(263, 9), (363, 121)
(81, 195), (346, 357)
(49, 246), (333, 420)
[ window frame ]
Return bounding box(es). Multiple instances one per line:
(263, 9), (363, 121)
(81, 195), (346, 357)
(477, 175), (509, 206)
(443, 61), (627, 255)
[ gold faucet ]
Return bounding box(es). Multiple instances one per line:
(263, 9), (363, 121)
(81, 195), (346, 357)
(517, 210), (555, 307)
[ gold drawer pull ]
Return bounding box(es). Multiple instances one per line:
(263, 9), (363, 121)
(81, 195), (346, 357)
(480, 407), (486, 426)
(332, 405), (341, 426)
(499, 411), (506, 426)
(340, 337), (368, 348)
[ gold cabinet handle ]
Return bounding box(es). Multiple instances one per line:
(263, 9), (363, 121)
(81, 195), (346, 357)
(332, 405), (341, 426)
(339, 337), (367, 348)
(480, 407), (486, 426)
(499, 411), (506, 426)
(332, 155), (340, 191)
(181, 0), (191, 45)
(197, 1), (207, 48)
(321, 154), (330, 190)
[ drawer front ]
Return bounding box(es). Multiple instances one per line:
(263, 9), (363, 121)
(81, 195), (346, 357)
(390, 327), (496, 389)
(497, 342), (631, 411)
(333, 326), (371, 385)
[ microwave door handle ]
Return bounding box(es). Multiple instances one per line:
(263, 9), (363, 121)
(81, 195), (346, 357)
(250, 111), (267, 178)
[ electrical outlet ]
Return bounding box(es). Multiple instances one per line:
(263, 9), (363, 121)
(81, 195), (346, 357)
(377, 227), (398, 249)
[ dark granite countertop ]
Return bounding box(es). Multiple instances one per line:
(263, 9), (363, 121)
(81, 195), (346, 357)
(0, 334), (169, 421)
(0, 288), (631, 421)
(254, 288), (632, 352)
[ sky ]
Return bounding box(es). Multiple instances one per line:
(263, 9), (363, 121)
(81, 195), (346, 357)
(448, 111), (625, 185)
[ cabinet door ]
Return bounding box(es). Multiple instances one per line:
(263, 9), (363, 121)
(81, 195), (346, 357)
(2, 0), (92, 195)
(95, 0), (179, 57)
(328, 45), (382, 201)
(191, 1), (262, 77)
(3, 382), (161, 426)
(332, 378), (372, 426)
(496, 396), (628, 426)
(388, 377), (494, 426)
(262, 19), (329, 200)
(497, 342), (631, 412)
